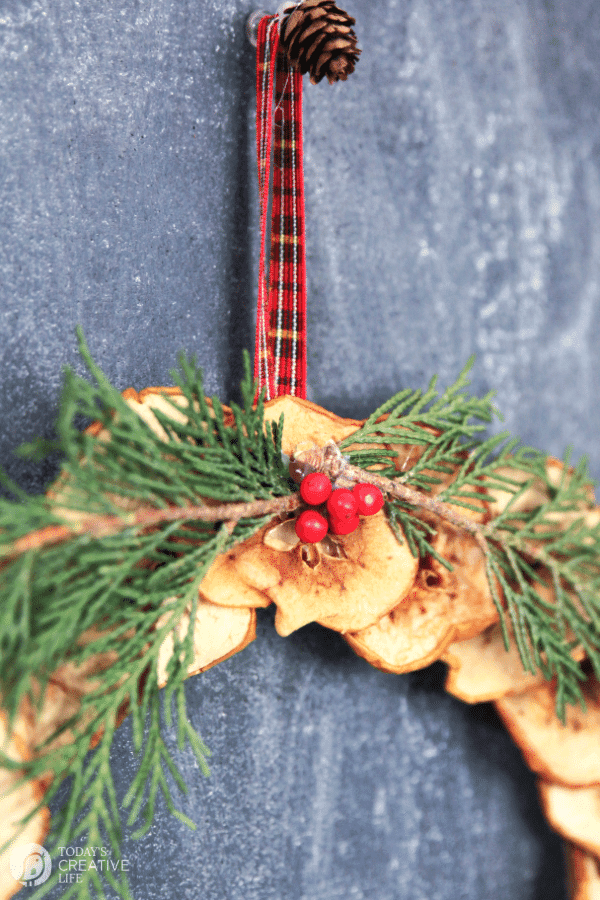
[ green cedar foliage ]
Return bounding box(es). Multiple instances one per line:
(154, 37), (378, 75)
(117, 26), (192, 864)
(0, 330), (291, 900)
(339, 360), (600, 718)
(1, 338), (599, 898)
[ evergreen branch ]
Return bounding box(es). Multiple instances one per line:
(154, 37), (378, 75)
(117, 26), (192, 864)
(0, 494), (301, 561)
(330, 362), (599, 723)
(0, 335), (295, 900)
(6, 532), (227, 900)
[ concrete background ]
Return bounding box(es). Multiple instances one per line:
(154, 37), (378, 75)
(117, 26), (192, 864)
(3, 0), (600, 897)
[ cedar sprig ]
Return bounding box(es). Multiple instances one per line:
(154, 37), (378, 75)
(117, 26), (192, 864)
(1, 525), (231, 900)
(339, 361), (600, 720)
(0, 330), (292, 900)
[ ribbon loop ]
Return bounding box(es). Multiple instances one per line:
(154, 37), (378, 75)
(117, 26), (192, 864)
(254, 16), (307, 400)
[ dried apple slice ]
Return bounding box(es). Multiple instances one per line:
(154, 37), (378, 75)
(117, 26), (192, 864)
(345, 522), (498, 674)
(345, 578), (455, 674)
(103, 392), (418, 637)
(91, 385), (234, 444)
(234, 511), (418, 636)
(50, 386), (197, 519)
(23, 681), (91, 766)
(496, 676), (600, 786)
(20, 628), (121, 765)
(156, 598), (256, 688)
(565, 842), (600, 900)
(199, 526), (273, 609)
(0, 713), (50, 899)
(442, 623), (545, 703)
(262, 395), (361, 455)
(124, 386), (191, 440)
(539, 782), (600, 859)
(486, 462), (555, 518)
(443, 583), (585, 704)
(430, 526), (498, 640)
(84, 386), (185, 441)
(485, 457), (595, 525)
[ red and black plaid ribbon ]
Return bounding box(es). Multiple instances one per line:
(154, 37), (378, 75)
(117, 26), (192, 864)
(254, 14), (307, 400)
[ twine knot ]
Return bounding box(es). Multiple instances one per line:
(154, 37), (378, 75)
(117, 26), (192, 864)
(291, 440), (354, 488)
(322, 441), (351, 483)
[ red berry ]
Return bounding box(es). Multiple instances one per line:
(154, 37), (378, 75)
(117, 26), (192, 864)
(353, 483), (385, 516)
(295, 509), (329, 544)
(300, 472), (332, 506)
(326, 489), (358, 520)
(329, 514), (360, 536)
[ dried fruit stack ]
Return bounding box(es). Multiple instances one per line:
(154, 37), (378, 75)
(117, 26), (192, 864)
(1, 387), (599, 899)
(443, 631), (600, 899)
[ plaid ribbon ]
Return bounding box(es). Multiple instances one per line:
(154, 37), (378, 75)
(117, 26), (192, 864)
(254, 14), (307, 400)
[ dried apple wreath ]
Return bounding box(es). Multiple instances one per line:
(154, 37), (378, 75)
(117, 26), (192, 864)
(1, 343), (600, 899)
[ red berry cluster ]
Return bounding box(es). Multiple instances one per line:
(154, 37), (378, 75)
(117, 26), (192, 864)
(294, 472), (384, 544)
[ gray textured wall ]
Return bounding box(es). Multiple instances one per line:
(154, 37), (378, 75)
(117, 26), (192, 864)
(3, 0), (600, 897)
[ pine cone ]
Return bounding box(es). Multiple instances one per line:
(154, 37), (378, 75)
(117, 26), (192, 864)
(280, 0), (361, 85)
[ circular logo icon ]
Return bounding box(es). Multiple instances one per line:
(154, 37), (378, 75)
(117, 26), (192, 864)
(10, 843), (52, 887)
